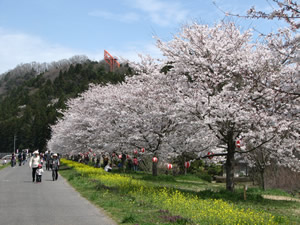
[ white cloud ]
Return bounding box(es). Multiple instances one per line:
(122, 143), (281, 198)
(0, 28), (80, 74)
(129, 0), (189, 26)
(89, 0), (189, 27)
(0, 28), (163, 75)
(88, 10), (140, 23)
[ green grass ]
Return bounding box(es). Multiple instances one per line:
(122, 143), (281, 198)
(0, 163), (10, 170)
(246, 187), (294, 197)
(59, 163), (300, 225)
(118, 171), (224, 192)
(60, 165), (186, 224)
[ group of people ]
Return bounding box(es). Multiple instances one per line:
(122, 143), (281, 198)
(98, 154), (139, 172)
(100, 154), (139, 172)
(28, 150), (60, 183)
(68, 152), (140, 173)
(10, 150), (27, 167)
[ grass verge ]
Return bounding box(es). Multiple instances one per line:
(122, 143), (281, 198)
(0, 163), (10, 170)
(59, 160), (300, 225)
(59, 164), (182, 224)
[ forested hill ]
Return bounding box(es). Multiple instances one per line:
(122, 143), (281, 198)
(0, 56), (132, 153)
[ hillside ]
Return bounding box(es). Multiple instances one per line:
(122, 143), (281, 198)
(0, 56), (132, 153)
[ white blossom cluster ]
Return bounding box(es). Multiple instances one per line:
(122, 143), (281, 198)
(47, 21), (299, 173)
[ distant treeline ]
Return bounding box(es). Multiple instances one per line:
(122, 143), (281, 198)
(0, 56), (132, 153)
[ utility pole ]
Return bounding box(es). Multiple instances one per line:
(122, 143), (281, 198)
(13, 135), (17, 154)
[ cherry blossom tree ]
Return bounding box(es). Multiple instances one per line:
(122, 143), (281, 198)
(220, 0), (300, 188)
(48, 20), (299, 192)
(246, 0), (299, 31)
(48, 55), (215, 175)
(155, 21), (299, 191)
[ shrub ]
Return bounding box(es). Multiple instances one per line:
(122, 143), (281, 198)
(196, 172), (212, 182)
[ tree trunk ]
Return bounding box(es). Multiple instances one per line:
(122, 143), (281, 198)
(152, 162), (158, 176)
(225, 141), (235, 192)
(260, 169), (265, 190)
(184, 156), (187, 176)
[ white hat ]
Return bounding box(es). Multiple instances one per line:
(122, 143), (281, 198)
(33, 150), (39, 154)
(53, 153), (58, 157)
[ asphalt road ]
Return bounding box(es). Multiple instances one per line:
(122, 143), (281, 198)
(0, 162), (117, 225)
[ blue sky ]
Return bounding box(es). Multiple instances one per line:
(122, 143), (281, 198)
(0, 0), (287, 74)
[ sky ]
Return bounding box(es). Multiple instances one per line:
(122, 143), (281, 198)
(0, 0), (288, 75)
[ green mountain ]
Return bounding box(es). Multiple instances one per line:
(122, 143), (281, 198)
(0, 56), (131, 153)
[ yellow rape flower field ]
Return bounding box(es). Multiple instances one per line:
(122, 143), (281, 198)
(60, 159), (297, 225)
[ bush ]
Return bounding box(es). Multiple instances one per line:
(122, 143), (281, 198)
(206, 164), (222, 176)
(196, 172), (212, 182)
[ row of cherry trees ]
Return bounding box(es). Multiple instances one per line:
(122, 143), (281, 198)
(48, 7), (299, 191)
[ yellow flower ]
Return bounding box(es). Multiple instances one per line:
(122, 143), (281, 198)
(62, 159), (282, 225)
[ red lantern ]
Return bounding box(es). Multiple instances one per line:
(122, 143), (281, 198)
(207, 152), (213, 159)
(236, 140), (241, 148)
(118, 154), (122, 159)
(141, 148), (145, 153)
(89, 149), (93, 152)
(152, 157), (158, 163)
(133, 149), (138, 154)
(112, 153), (116, 157)
(126, 155), (130, 159)
(93, 153), (96, 156)
(184, 161), (190, 168)
(167, 164), (172, 170)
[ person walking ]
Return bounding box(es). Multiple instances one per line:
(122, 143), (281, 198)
(22, 150), (27, 165)
(36, 164), (44, 182)
(52, 153), (60, 180)
(11, 153), (16, 167)
(45, 150), (51, 170)
(29, 151), (40, 182)
(18, 152), (22, 166)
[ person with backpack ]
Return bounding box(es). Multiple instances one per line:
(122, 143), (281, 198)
(18, 152), (22, 166)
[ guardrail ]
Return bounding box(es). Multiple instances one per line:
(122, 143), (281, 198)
(0, 153), (12, 158)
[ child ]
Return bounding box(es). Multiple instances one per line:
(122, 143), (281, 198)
(36, 164), (44, 182)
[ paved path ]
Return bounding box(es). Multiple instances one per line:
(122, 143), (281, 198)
(0, 163), (117, 225)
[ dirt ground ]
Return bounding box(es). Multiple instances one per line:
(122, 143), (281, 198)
(262, 195), (300, 202)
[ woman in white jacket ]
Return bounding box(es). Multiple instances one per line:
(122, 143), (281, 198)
(29, 150), (40, 182)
